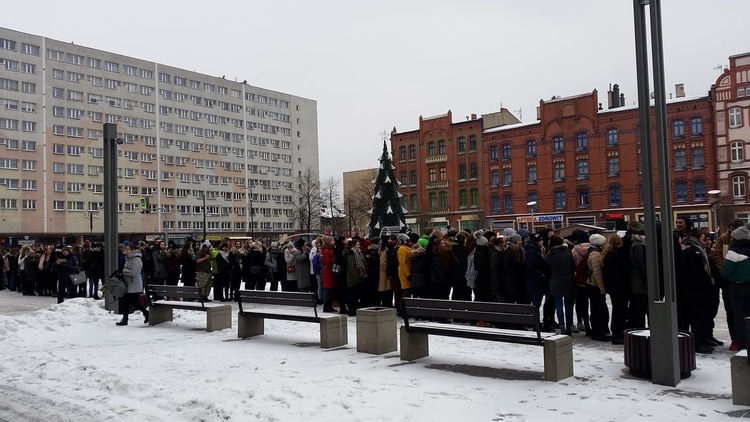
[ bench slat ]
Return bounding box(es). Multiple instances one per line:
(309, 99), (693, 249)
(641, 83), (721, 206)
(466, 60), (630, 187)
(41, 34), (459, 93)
(408, 323), (546, 346)
(236, 290), (318, 320)
(402, 298), (536, 315)
(404, 308), (536, 326)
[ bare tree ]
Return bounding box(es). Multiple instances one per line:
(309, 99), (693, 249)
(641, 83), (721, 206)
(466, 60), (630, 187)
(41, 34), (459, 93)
(346, 178), (376, 237)
(321, 177), (345, 235)
(290, 168), (323, 233)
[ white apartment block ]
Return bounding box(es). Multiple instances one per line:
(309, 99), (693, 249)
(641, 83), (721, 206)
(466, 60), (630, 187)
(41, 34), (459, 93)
(0, 27), (319, 243)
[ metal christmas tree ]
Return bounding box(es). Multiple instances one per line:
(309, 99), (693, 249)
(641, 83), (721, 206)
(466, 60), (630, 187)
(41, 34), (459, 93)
(368, 131), (408, 237)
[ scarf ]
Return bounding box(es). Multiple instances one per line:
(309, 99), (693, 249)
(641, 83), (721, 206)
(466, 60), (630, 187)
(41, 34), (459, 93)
(352, 248), (367, 278)
(681, 236), (711, 278)
(218, 250), (230, 263)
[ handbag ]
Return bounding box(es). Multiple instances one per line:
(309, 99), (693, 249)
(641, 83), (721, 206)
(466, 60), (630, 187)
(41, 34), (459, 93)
(286, 264), (296, 273)
(105, 271), (127, 300)
(70, 271), (87, 285)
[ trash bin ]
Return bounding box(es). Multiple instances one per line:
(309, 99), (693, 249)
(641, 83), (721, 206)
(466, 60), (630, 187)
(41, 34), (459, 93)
(356, 307), (397, 355)
(623, 329), (696, 379)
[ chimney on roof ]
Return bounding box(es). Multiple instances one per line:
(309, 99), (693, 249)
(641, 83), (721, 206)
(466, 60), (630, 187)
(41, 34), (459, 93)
(471, 113), (477, 120)
(675, 83), (685, 98)
(608, 84), (622, 109)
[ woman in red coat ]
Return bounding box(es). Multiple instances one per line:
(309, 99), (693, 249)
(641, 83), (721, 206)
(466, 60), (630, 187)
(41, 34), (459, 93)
(320, 236), (338, 312)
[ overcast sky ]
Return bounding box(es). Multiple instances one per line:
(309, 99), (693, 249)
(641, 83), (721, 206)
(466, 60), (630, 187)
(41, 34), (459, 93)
(3, 1), (749, 182)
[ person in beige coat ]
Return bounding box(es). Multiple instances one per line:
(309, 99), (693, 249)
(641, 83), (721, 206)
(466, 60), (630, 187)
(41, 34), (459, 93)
(586, 233), (610, 341)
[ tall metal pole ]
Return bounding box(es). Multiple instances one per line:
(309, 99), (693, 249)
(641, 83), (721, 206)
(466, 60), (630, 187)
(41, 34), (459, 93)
(202, 191), (207, 241)
(633, 0), (680, 387)
(248, 187), (254, 239)
(103, 123), (119, 311)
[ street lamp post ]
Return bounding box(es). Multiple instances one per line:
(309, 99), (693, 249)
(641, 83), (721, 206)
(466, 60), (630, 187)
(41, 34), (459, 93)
(526, 201), (537, 234)
(248, 187), (254, 239)
(708, 189), (722, 233)
(202, 191), (207, 241)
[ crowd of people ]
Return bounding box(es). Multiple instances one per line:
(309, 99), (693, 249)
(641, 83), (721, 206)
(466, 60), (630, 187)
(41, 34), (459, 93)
(2, 216), (749, 354)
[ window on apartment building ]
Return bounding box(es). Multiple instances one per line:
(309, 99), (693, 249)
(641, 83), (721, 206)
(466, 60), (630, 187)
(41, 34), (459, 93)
(399, 146), (406, 161)
(503, 169), (512, 186)
(609, 186), (621, 206)
(429, 192), (437, 208)
(691, 118), (702, 136)
(458, 164), (466, 180)
(675, 181), (688, 203)
(578, 188), (590, 208)
(527, 166), (537, 184)
(673, 120), (685, 139)
(733, 175), (746, 197)
(439, 191), (448, 207)
(694, 180), (706, 202)
(608, 157), (619, 176)
(439, 167), (446, 180)
(577, 160), (589, 179)
(503, 194), (513, 213)
(469, 136), (477, 151)
(554, 163), (565, 181)
(490, 171), (499, 187)
(502, 144), (511, 160)
(491, 196), (500, 214)
(576, 133), (588, 150)
(429, 168), (436, 182)
(427, 142), (435, 156)
(489, 145), (498, 161)
(674, 150), (686, 170)
(526, 140), (536, 157)
(470, 163), (478, 179)
(409, 145), (416, 160)
(729, 108), (742, 128)
(692, 149), (704, 169)
(438, 140), (445, 154)
(400, 171), (407, 186)
(732, 141), (744, 162)
(554, 191), (566, 210)
(410, 170), (417, 185)
(553, 136), (564, 153)
(410, 194), (418, 212)
(607, 129), (618, 147)
(459, 190), (468, 208)
(458, 137), (466, 153)
(470, 189), (479, 207)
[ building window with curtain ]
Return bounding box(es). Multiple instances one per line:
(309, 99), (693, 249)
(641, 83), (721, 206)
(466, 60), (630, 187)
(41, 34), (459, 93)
(503, 195), (513, 213)
(578, 188), (590, 208)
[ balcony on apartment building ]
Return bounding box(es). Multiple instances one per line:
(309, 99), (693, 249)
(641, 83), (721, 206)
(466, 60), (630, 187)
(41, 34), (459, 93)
(424, 154), (448, 164)
(426, 180), (449, 189)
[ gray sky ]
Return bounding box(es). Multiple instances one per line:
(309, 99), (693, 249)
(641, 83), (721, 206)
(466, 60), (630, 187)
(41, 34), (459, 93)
(3, 1), (749, 182)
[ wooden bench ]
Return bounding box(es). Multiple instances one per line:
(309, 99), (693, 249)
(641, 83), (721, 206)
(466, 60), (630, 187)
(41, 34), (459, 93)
(400, 298), (574, 381)
(146, 285), (232, 332)
(236, 290), (347, 349)
(731, 317), (750, 405)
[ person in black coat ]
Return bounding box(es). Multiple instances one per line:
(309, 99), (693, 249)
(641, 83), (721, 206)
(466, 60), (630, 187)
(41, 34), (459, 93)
(547, 237), (575, 335)
(524, 233), (550, 327)
(52, 248), (80, 304)
(472, 231), (493, 302)
(450, 233), (472, 301)
(601, 234), (631, 344)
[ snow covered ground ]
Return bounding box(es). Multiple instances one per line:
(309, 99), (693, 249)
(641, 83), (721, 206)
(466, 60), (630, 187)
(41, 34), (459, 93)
(0, 290), (747, 421)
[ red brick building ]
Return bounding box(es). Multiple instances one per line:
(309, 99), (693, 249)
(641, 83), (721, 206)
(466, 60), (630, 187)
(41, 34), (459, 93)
(390, 109), (519, 233)
(483, 88), (716, 232)
(711, 52), (750, 227)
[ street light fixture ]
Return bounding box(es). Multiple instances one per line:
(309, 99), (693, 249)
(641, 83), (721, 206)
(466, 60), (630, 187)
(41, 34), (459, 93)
(708, 189), (722, 233)
(526, 201), (537, 234)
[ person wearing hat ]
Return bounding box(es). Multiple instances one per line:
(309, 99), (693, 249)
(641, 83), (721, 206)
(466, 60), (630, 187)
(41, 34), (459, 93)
(523, 232), (550, 330)
(472, 230), (493, 303)
(22, 248), (42, 296)
(722, 222), (750, 351)
(584, 233), (610, 341)
(52, 247), (80, 304)
(195, 242), (213, 301)
(117, 243), (149, 326)
(395, 233), (412, 310)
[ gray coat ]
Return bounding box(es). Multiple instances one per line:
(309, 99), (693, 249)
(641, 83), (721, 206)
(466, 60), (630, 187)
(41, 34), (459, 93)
(152, 249), (168, 279)
(547, 245), (575, 298)
(123, 250), (144, 293)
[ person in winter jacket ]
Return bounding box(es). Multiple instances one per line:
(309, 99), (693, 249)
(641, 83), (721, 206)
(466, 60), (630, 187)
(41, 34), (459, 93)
(473, 230), (493, 303)
(627, 225), (649, 329)
(344, 239), (367, 316)
(450, 233), (472, 302)
(601, 234), (630, 344)
(679, 228), (716, 354)
(117, 244), (149, 326)
(294, 240), (312, 292)
(586, 233), (610, 341)
(489, 237), (507, 303)
(721, 222), (750, 351)
(215, 243), (232, 301)
(283, 243), (300, 292)
(524, 233), (550, 328)
(409, 243), (427, 298)
(396, 234), (412, 309)
(320, 236), (338, 312)
(52, 247), (80, 304)
(152, 241), (168, 286)
(547, 236), (576, 335)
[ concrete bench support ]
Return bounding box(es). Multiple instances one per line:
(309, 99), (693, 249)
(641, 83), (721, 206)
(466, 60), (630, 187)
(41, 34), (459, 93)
(320, 315), (348, 349)
(149, 304), (232, 332)
(356, 307), (397, 355)
(400, 326), (429, 361)
(543, 334), (574, 381)
(731, 351), (750, 406)
(237, 314), (265, 339)
(149, 305), (173, 326)
(205, 305), (233, 332)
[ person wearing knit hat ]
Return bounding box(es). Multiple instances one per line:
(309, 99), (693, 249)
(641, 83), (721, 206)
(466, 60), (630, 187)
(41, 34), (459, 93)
(508, 233), (522, 244)
(446, 227), (458, 238)
(731, 222), (750, 241)
(722, 221), (750, 350)
(588, 233), (606, 247)
(502, 228), (516, 238)
(396, 233), (410, 245)
(473, 230), (488, 247)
